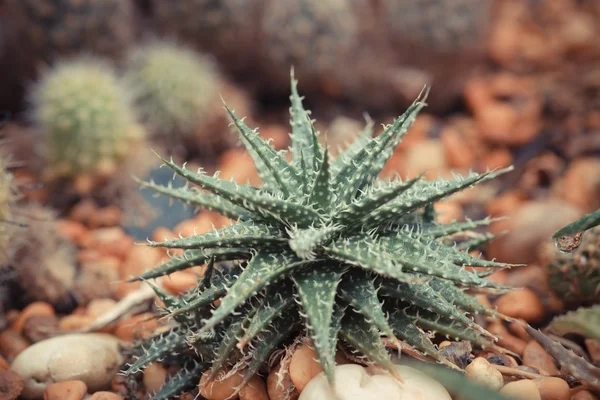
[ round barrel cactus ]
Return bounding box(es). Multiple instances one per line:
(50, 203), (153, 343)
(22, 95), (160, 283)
(124, 41), (219, 137)
(31, 57), (145, 181)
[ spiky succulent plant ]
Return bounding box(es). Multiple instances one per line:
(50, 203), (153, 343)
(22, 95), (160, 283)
(126, 75), (514, 399)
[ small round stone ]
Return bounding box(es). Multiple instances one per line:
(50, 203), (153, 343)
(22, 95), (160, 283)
(11, 334), (123, 399)
(267, 362), (298, 400)
(299, 364), (451, 400)
(500, 380), (541, 400)
(523, 341), (559, 376)
(289, 343), (324, 392)
(143, 363), (168, 394)
(43, 380), (87, 400)
(533, 377), (569, 400)
(0, 368), (24, 400)
(199, 370), (244, 400)
(465, 357), (504, 390)
(239, 375), (269, 400)
(88, 392), (124, 400)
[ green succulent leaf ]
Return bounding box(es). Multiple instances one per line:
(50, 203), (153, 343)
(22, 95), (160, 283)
(236, 311), (301, 395)
(293, 264), (345, 383)
(147, 222), (285, 250)
(335, 176), (422, 225)
(197, 252), (308, 334)
(225, 104), (302, 197)
(339, 311), (396, 372)
(152, 359), (206, 400)
(135, 177), (256, 220)
(289, 71), (319, 174)
(308, 148), (331, 210)
(338, 272), (400, 348)
(131, 248), (251, 281)
(324, 235), (416, 284)
(332, 93), (427, 204)
(237, 284), (295, 350)
(331, 115), (374, 175)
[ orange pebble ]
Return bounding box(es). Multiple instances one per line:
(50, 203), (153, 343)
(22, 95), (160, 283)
(240, 375), (269, 400)
(289, 343), (324, 392)
(0, 354), (9, 370)
(152, 227), (175, 242)
(143, 363), (168, 394)
(57, 220), (88, 244)
(0, 330), (30, 360)
(114, 313), (159, 342)
(523, 341), (560, 376)
(495, 288), (545, 323)
(88, 392), (124, 400)
(199, 370), (244, 400)
(487, 321), (528, 355)
(267, 362), (298, 400)
(86, 228), (134, 259)
(162, 271), (199, 295)
(481, 148), (513, 171)
(571, 391), (597, 400)
(44, 380), (87, 400)
(0, 368), (24, 399)
(58, 315), (95, 332)
(508, 320), (532, 342)
(533, 377), (569, 400)
(12, 302), (55, 333)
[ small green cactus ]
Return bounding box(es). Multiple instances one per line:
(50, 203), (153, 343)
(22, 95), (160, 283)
(8, 0), (134, 60)
(549, 226), (600, 307)
(31, 57), (145, 181)
(124, 41), (219, 137)
(124, 74), (515, 399)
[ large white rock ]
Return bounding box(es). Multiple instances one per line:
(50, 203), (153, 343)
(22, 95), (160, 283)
(11, 333), (124, 399)
(299, 364), (451, 400)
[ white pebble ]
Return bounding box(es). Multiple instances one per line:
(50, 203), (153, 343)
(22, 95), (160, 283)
(299, 364), (451, 400)
(11, 333), (123, 399)
(465, 357), (504, 390)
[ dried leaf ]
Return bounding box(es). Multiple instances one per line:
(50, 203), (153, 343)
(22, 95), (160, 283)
(526, 325), (600, 390)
